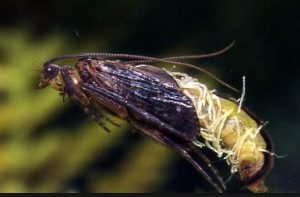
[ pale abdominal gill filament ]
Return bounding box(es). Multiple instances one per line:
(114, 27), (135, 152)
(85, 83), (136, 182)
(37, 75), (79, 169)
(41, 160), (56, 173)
(168, 71), (264, 174)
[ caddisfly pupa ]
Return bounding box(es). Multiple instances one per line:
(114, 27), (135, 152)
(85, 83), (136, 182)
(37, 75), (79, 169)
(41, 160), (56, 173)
(37, 43), (274, 193)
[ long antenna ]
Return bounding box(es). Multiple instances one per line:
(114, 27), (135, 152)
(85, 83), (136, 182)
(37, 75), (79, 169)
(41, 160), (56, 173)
(127, 41), (236, 64)
(44, 42), (238, 92)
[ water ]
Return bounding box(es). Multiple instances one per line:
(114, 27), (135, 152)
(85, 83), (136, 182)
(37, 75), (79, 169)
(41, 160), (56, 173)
(0, 0), (298, 193)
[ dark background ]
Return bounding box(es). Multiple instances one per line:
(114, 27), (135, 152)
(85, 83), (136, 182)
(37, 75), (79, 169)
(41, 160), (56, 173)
(0, 0), (299, 193)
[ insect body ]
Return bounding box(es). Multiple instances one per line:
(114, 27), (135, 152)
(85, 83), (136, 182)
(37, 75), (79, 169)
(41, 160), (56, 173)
(37, 51), (273, 193)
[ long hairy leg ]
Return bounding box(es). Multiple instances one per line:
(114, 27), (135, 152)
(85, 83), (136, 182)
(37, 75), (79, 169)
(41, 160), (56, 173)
(129, 120), (224, 193)
(162, 136), (224, 193)
(190, 145), (226, 190)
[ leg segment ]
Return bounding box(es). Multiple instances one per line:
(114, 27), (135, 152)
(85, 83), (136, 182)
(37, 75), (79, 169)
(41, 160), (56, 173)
(81, 82), (191, 141)
(81, 83), (224, 192)
(129, 119), (224, 193)
(83, 106), (111, 133)
(190, 145), (226, 190)
(162, 136), (224, 193)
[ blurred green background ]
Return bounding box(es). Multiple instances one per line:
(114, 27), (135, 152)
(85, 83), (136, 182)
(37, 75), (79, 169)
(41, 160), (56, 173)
(0, 0), (299, 193)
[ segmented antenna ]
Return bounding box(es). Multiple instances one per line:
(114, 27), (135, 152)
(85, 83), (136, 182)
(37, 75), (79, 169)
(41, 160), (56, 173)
(44, 41), (238, 92)
(127, 41), (236, 63)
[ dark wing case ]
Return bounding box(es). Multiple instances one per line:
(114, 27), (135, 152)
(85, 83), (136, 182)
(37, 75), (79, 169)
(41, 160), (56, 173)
(84, 61), (200, 141)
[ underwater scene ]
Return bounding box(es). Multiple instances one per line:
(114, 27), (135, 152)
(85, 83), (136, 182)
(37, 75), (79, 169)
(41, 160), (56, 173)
(0, 0), (299, 193)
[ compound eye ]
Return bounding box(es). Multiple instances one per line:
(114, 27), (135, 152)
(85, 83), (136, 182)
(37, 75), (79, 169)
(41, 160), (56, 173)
(43, 64), (59, 80)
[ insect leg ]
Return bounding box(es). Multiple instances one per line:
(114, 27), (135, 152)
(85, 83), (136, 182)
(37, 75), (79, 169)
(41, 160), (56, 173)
(190, 145), (226, 190)
(129, 119), (168, 144)
(81, 83), (223, 191)
(129, 119), (223, 193)
(60, 68), (90, 105)
(162, 136), (224, 193)
(102, 115), (121, 127)
(85, 105), (120, 126)
(81, 83), (192, 141)
(83, 106), (111, 133)
(59, 92), (66, 103)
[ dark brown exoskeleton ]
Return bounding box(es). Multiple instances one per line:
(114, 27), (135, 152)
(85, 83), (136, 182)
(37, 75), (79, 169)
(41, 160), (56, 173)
(37, 43), (274, 193)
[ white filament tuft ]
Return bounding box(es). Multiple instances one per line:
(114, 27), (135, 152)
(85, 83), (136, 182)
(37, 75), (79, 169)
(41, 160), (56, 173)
(237, 76), (246, 113)
(168, 70), (264, 174)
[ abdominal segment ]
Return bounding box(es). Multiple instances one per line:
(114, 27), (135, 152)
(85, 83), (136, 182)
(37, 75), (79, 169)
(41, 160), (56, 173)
(168, 71), (267, 176)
